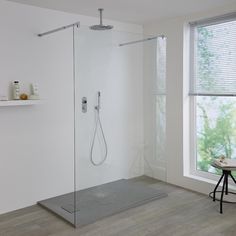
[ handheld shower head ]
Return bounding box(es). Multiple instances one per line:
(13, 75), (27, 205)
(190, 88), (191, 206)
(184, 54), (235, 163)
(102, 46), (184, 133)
(90, 9), (113, 31)
(90, 91), (108, 166)
(95, 91), (101, 111)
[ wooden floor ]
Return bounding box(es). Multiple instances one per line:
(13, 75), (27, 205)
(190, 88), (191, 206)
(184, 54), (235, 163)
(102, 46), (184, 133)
(1, 178), (236, 236)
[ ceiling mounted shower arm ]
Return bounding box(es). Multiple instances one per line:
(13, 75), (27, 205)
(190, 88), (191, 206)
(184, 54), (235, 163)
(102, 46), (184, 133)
(90, 8), (113, 30)
(38, 21), (80, 37)
(99, 8), (103, 25)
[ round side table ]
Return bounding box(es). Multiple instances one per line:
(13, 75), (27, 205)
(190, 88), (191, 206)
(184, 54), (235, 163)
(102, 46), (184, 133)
(209, 163), (236, 214)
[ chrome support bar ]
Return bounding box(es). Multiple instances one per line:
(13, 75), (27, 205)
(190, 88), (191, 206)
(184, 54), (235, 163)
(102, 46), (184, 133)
(119, 35), (165, 47)
(38, 22), (80, 37)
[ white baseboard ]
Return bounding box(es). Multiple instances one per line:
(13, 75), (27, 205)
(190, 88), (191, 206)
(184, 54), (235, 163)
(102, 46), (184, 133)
(144, 164), (166, 181)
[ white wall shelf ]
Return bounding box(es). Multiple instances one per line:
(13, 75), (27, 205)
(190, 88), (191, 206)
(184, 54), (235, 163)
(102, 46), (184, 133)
(0, 100), (42, 107)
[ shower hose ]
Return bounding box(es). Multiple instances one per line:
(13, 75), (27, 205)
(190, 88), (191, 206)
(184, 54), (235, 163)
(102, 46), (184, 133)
(90, 102), (108, 166)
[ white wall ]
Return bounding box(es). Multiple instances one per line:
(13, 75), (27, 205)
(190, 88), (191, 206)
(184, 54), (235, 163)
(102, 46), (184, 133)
(144, 3), (236, 194)
(75, 28), (144, 190)
(0, 0), (142, 214)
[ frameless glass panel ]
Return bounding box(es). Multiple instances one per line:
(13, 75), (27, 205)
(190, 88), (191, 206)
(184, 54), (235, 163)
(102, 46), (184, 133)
(37, 26), (77, 227)
(73, 26), (167, 227)
(143, 37), (167, 181)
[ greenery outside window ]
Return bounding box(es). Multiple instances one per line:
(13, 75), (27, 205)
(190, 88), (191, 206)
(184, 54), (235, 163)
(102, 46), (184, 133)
(189, 14), (236, 177)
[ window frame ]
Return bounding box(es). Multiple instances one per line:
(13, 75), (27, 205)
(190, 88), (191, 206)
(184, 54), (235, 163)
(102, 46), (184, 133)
(189, 13), (236, 180)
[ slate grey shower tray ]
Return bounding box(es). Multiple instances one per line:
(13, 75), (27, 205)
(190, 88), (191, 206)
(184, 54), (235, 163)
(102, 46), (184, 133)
(38, 176), (167, 227)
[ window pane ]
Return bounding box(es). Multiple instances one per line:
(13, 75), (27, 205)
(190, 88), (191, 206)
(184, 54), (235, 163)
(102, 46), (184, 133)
(191, 19), (236, 95)
(196, 96), (236, 174)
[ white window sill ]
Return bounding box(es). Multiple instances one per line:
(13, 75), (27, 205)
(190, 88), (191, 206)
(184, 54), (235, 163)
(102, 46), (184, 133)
(185, 172), (236, 191)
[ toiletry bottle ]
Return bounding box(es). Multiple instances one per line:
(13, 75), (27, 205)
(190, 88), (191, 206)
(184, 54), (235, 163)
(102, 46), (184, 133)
(29, 83), (40, 100)
(13, 81), (20, 100)
(32, 83), (39, 96)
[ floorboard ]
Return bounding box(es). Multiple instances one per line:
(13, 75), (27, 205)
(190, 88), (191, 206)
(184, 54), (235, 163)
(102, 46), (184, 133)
(0, 178), (236, 236)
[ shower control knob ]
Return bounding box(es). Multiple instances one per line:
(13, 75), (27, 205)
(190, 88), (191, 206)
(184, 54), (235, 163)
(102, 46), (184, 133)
(82, 97), (87, 113)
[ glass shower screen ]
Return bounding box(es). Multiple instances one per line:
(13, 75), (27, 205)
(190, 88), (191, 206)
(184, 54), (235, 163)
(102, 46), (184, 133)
(37, 24), (166, 228)
(73, 26), (166, 227)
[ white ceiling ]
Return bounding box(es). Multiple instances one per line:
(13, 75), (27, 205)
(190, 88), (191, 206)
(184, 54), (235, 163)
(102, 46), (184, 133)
(7, 0), (236, 24)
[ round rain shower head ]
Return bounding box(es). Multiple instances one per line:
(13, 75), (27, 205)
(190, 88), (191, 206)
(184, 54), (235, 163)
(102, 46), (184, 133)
(90, 25), (113, 30)
(90, 8), (113, 31)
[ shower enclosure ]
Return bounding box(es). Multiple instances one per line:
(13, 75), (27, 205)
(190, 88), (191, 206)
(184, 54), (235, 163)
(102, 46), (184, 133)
(38, 22), (166, 227)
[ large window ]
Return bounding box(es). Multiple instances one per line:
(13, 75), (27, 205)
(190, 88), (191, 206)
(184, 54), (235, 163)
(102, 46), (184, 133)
(190, 14), (236, 176)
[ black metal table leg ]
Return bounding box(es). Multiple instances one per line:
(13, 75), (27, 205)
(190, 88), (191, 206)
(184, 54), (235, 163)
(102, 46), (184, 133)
(230, 173), (236, 184)
(213, 172), (225, 201)
(225, 171), (229, 195)
(220, 173), (227, 214)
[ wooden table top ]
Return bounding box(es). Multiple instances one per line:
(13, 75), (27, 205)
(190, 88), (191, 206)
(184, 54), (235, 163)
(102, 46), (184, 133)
(211, 162), (236, 171)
